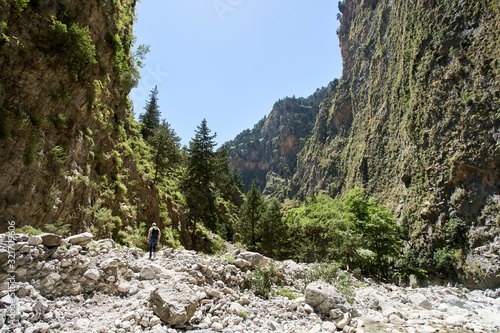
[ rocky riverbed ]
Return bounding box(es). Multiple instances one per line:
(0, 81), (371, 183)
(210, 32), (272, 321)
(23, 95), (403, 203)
(1, 232), (499, 333)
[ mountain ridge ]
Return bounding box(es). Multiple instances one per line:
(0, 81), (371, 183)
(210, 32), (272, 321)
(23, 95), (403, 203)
(224, 82), (334, 197)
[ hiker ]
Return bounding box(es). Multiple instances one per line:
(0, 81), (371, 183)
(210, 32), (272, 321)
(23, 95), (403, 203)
(147, 223), (161, 259)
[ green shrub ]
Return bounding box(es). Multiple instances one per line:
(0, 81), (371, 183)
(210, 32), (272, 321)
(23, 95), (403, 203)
(50, 145), (68, 164)
(433, 247), (455, 272)
(162, 226), (184, 249)
(111, 150), (123, 167)
(14, 225), (43, 236)
(24, 150), (36, 166)
(245, 261), (279, 298)
(278, 287), (300, 300)
(302, 262), (341, 286)
(50, 20), (97, 80)
(236, 312), (248, 320)
(44, 219), (71, 237)
(301, 262), (354, 303)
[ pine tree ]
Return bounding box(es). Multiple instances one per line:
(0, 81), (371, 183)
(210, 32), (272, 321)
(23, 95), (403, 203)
(139, 85), (160, 139)
(235, 183), (265, 247)
(150, 119), (181, 184)
(183, 119), (218, 242)
(257, 199), (286, 258)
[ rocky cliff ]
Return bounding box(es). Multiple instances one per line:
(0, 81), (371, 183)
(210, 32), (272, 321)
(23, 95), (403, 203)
(290, 0), (500, 287)
(0, 0), (192, 247)
(225, 84), (333, 198)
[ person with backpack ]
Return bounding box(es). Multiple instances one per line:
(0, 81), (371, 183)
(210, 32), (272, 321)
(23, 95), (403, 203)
(147, 223), (161, 259)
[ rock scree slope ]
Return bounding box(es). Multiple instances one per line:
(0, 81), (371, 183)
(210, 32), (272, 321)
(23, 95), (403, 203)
(1, 232), (500, 332)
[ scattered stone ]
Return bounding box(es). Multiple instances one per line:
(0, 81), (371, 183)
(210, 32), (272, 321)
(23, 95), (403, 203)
(83, 268), (101, 281)
(3, 232), (500, 333)
(39, 233), (62, 247)
(305, 281), (351, 315)
(150, 283), (200, 326)
(140, 266), (157, 280)
(118, 282), (132, 293)
(409, 292), (433, 309)
(65, 232), (93, 246)
(28, 236), (43, 246)
(238, 251), (269, 268)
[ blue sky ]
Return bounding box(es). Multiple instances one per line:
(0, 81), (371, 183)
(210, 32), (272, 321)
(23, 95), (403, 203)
(130, 0), (342, 146)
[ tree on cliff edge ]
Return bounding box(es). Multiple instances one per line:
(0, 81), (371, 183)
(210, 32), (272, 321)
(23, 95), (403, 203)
(139, 85), (160, 140)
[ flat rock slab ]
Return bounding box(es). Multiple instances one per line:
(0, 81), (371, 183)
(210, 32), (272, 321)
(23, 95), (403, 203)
(65, 232), (93, 246)
(39, 233), (62, 247)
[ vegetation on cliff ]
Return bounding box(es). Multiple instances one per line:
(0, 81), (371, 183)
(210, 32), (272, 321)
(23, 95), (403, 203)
(227, 0), (500, 287)
(2, 0), (499, 289)
(291, 0), (500, 287)
(0, 0), (242, 253)
(224, 82), (335, 197)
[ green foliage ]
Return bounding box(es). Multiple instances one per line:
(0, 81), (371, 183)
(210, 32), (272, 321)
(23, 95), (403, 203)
(24, 149), (36, 166)
(11, 0), (29, 12)
(162, 226), (184, 249)
(301, 263), (354, 303)
(210, 233), (227, 254)
(433, 247), (456, 272)
(302, 262), (341, 286)
(245, 261), (280, 299)
(50, 145), (68, 164)
(236, 312), (248, 320)
(44, 219), (71, 237)
(111, 150), (123, 167)
(139, 86), (161, 139)
(14, 225), (42, 236)
(257, 199), (287, 258)
(234, 183), (265, 247)
(149, 119), (182, 184)
(117, 222), (150, 251)
(284, 189), (402, 279)
(183, 119), (219, 238)
(49, 20), (97, 80)
(53, 114), (67, 130)
(51, 85), (70, 102)
(278, 287), (300, 300)
(132, 44), (150, 68)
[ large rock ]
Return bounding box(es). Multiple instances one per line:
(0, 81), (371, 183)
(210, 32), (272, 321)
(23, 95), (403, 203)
(83, 269), (100, 281)
(150, 283), (200, 327)
(305, 281), (351, 315)
(65, 232), (93, 246)
(39, 233), (62, 247)
(409, 293), (433, 310)
(28, 236), (43, 246)
(140, 266), (157, 280)
(238, 251), (269, 269)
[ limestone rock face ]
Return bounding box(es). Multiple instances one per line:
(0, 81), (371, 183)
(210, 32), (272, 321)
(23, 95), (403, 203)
(150, 283), (200, 327)
(0, 0), (192, 250)
(226, 87), (332, 197)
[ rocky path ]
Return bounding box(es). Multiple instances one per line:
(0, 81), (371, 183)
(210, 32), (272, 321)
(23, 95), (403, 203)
(1, 233), (500, 333)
